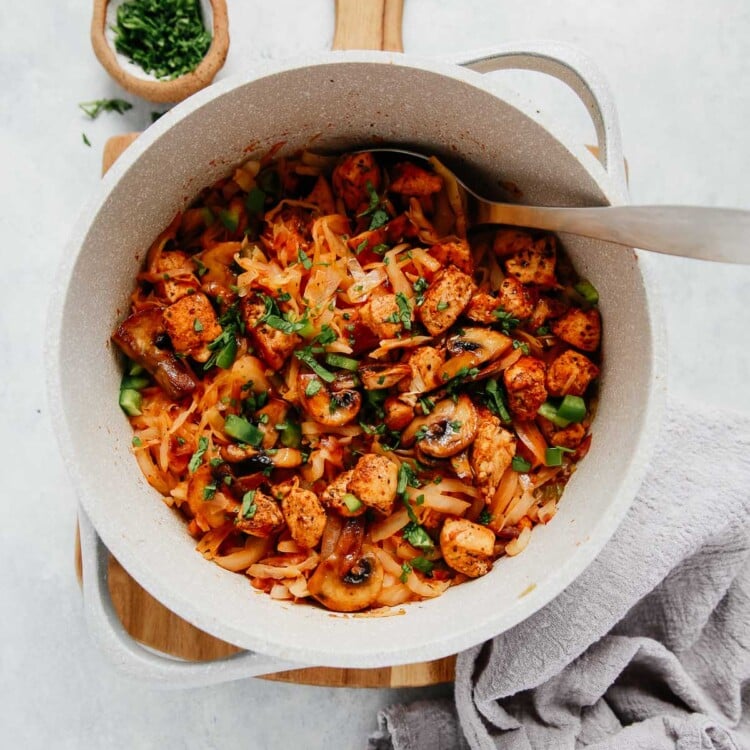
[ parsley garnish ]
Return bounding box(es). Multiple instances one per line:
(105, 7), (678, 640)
(536, 325), (550, 336)
(240, 490), (257, 520)
(202, 482), (217, 501)
(512, 339), (530, 355)
(258, 293), (309, 335)
(436, 300), (449, 312)
(372, 243), (389, 255)
(355, 239), (368, 255)
(132, 436), (142, 447)
(314, 325), (337, 346)
(393, 292), (413, 331)
(305, 379), (322, 397)
(494, 309), (520, 334)
(412, 277), (428, 306)
(418, 396), (435, 414)
(400, 562), (412, 583)
(478, 509), (492, 525)
(188, 436), (208, 473)
(358, 181), (390, 230)
(112, 0), (211, 80)
(484, 379), (512, 424)
(203, 302), (243, 371)
(397, 462), (422, 495)
(78, 98), (133, 119)
(295, 347), (335, 383)
(411, 556), (434, 575)
(403, 522), (434, 550)
(82, 133), (91, 147)
(193, 318), (203, 333)
(193, 258), (208, 277)
(298, 249), (313, 270)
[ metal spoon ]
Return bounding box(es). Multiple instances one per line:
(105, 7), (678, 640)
(370, 148), (750, 265)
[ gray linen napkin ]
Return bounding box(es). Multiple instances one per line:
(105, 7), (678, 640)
(369, 398), (750, 749)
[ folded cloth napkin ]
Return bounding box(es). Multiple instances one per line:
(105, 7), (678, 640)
(369, 398), (750, 750)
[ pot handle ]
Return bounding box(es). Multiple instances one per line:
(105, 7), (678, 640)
(78, 508), (298, 688)
(457, 41), (627, 195)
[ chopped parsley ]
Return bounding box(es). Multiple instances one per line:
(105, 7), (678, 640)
(355, 239), (368, 255)
(131, 436), (142, 447)
(494, 309), (520, 334)
(436, 300), (449, 312)
(400, 562), (412, 583)
(298, 249), (313, 270)
(202, 482), (217, 501)
(418, 396), (435, 414)
(295, 346), (336, 383)
(258, 293), (309, 335)
(390, 292), (413, 331)
(410, 556), (434, 575)
(478, 508), (492, 525)
(536, 325), (550, 336)
(484, 379), (512, 424)
(358, 181), (390, 230)
(82, 133), (91, 147)
(403, 522), (434, 550)
(187, 436), (208, 473)
(240, 490), (257, 520)
(512, 339), (530, 355)
(78, 98), (133, 119)
(397, 462), (422, 495)
(193, 318), (204, 333)
(372, 243), (389, 255)
(203, 302), (243, 371)
(412, 277), (428, 306)
(305, 379), (322, 397)
(193, 258), (208, 277)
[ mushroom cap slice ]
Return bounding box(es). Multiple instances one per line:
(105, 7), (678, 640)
(307, 546), (384, 612)
(440, 328), (511, 382)
(402, 394), (479, 458)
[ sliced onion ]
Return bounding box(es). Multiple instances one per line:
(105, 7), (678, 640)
(505, 526), (532, 556)
(371, 507), (410, 542)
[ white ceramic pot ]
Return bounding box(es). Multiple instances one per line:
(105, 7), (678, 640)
(48, 43), (665, 687)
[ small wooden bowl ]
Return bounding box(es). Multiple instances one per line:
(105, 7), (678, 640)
(91, 0), (229, 104)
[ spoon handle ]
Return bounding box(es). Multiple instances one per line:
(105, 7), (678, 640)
(475, 204), (750, 264)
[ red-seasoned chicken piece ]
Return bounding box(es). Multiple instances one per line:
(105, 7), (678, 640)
(418, 266), (474, 336)
(504, 234), (558, 287)
(153, 250), (199, 303)
(493, 228), (536, 258)
(332, 152), (382, 213)
(234, 490), (285, 537)
(551, 308), (601, 352)
(428, 240), (473, 274)
(503, 355), (548, 420)
(465, 291), (500, 324)
(496, 276), (535, 320)
(306, 175), (336, 215)
(538, 418), (587, 450)
(358, 293), (406, 340)
(546, 349), (600, 396)
(240, 295), (300, 370)
(388, 162), (443, 196)
(162, 292), (222, 363)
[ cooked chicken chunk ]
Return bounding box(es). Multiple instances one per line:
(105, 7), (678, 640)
(112, 308), (197, 400)
(358, 293), (406, 340)
(496, 276), (535, 320)
(332, 152), (382, 213)
(440, 518), (495, 578)
(154, 250), (199, 303)
(280, 487), (327, 549)
(347, 454), (399, 515)
(546, 350), (600, 396)
(551, 308), (601, 352)
(503, 355), (548, 420)
(465, 291), (500, 324)
(538, 418), (587, 449)
(504, 234), (557, 287)
(241, 295), (300, 370)
(470, 410), (516, 502)
(384, 397), (415, 431)
(234, 490), (285, 537)
(388, 162), (443, 195)
(162, 292), (222, 363)
(418, 266), (474, 336)
(320, 470), (365, 517)
(528, 295), (567, 331)
(403, 346), (445, 393)
(428, 240), (473, 274)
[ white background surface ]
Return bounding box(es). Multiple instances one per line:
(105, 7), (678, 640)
(1, 1), (749, 748)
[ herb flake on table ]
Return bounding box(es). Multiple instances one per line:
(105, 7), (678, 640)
(78, 98), (133, 119)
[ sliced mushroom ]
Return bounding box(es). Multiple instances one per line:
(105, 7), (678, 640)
(402, 394), (478, 458)
(112, 308), (197, 400)
(440, 328), (511, 382)
(358, 362), (411, 391)
(298, 372), (362, 427)
(307, 546), (384, 612)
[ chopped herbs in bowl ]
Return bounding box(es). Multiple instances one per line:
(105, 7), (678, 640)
(112, 0), (212, 80)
